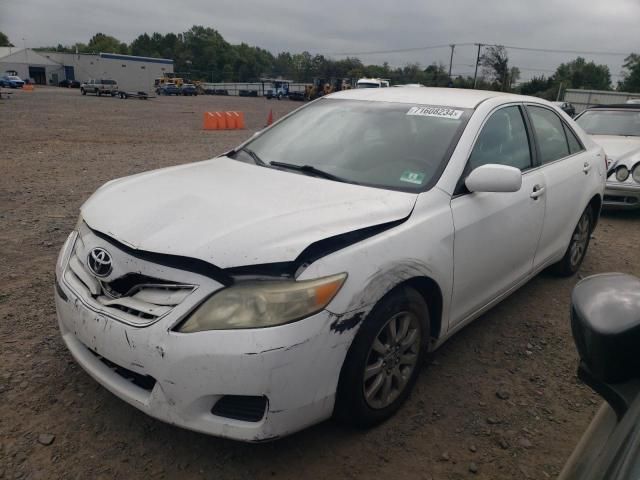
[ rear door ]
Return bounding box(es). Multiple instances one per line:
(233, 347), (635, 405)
(525, 105), (594, 268)
(450, 104), (546, 326)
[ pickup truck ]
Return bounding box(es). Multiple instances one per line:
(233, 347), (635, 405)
(80, 79), (118, 96)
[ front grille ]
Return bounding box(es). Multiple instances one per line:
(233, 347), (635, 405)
(63, 235), (196, 326)
(211, 395), (268, 422)
(88, 349), (157, 391)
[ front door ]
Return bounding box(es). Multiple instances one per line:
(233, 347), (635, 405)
(450, 104), (546, 326)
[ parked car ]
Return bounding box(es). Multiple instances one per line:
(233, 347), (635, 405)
(156, 83), (181, 95)
(626, 98), (640, 104)
(575, 104), (640, 209)
(559, 273), (640, 480)
(54, 88), (605, 442)
(0, 75), (25, 88)
(59, 79), (81, 88)
(180, 83), (198, 96)
(553, 101), (576, 117)
(80, 79), (118, 96)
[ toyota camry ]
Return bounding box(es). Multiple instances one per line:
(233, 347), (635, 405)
(55, 87), (605, 441)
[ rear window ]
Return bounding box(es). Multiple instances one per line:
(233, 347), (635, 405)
(101, 80), (116, 85)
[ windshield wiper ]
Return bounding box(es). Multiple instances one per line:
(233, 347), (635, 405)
(238, 147), (266, 166)
(270, 161), (350, 183)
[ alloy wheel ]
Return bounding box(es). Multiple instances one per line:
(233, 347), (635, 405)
(363, 311), (421, 409)
(570, 211), (590, 268)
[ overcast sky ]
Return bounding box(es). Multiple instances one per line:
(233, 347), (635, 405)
(1, 0), (638, 83)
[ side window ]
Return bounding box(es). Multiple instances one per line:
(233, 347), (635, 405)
(468, 106), (532, 171)
(563, 124), (584, 154)
(528, 106), (570, 163)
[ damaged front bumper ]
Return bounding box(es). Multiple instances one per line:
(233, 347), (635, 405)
(54, 230), (360, 442)
(55, 281), (352, 441)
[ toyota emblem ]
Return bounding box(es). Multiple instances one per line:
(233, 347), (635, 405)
(87, 247), (113, 277)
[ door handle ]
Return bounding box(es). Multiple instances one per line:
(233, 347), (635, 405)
(530, 184), (545, 199)
(583, 162), (592, 174)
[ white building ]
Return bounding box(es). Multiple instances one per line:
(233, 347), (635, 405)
(0, 48), (174, 92)
(0, 47), (61, 85)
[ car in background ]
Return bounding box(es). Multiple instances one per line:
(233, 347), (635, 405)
(55, 88), (605, 441)
(626, 98), (640, 104)
(575, 104), (640, 209)
(553, 101), (576, 117)
(81, 79), (118, 96)
(59, 79), (81, 88)
(156, 83), (181, 96)
(0, 75), (25, 88)
(180, 84), (198, 96)
(559, 273), (640, 480)
(356, 78), (390, 88)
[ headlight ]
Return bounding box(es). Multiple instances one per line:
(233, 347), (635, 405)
(633, 164), (640, 183)
(616, 166), (630, 182)
(56, 231), (77, 279)
(178, 273), (347, 332)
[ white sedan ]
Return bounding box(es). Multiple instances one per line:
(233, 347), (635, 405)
(55, 88), (605, 441)
(574, 104), (640, 209)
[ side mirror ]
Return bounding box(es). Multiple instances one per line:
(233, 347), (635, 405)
(571, 273), (640, 417)
(465, 164), (522, 193)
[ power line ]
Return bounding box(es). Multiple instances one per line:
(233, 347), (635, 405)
(496, 44), (629, 56)
(330, 42), (630, 58)
(328, 43), (474, 56)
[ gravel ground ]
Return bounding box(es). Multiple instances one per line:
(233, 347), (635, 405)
(1, 87), (639, 480)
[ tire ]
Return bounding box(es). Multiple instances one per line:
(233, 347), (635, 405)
(334, 286), (429, 428)
(81, 88), (86, 95)
(97, 90), (101, 96)
(551, 206), (593, 277)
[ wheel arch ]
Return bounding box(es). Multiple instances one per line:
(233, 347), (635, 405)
(588, 194), (602, 232)
(398, 276), (444, 344)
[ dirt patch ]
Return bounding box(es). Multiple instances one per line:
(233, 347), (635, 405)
(1, 87), (639, 479)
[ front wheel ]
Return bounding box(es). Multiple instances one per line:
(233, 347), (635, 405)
(81, 88), (86, 95)
(334, 286), (429, 427)
(552, 206), (593, 276)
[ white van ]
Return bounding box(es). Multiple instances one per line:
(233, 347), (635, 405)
(356, 78), (390, 88)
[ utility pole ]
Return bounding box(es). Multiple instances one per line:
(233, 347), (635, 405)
(473, 43), (483, 89)
(448, 44), (455, 79)
(556, 81), (564, 101)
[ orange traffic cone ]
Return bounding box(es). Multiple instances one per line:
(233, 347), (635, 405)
(267, 109), (273, 126)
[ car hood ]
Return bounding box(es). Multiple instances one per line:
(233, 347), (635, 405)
(591, 135), (640, 163)
(81, 157), (417, 268)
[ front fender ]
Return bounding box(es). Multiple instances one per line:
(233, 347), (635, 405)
(298, 189), (454, 337)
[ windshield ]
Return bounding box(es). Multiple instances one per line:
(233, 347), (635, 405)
(242, 98), (469, 192)
(576, 110), (640, 136)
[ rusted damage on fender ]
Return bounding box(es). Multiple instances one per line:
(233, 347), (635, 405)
(329, 311), (364, 334)
(350, 260), (432, 310)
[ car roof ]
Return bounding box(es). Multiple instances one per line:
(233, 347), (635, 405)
(327, 87), (540, 109)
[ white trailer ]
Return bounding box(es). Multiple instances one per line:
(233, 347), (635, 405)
(200, 81), (309, 97)
(564, 89), (640, 114)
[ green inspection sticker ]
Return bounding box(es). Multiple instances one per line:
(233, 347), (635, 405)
(400, 170), (426, 185)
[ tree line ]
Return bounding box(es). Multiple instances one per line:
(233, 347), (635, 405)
(1, 28), (639, 94)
